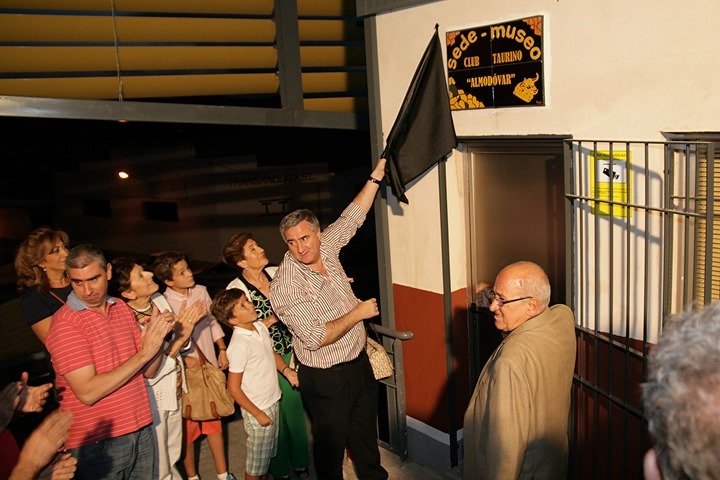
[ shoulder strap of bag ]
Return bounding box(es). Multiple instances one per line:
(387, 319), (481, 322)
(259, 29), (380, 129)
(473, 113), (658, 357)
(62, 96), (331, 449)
(366, 321), (382, 342)
(191, 338), (208, 365)
(49, 291), (66, 304)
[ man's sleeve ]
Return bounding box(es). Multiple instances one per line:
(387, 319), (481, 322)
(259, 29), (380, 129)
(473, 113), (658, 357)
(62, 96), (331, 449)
(47, 316), (94, 376)
(320, 203), (366, 252)
(485, 356), (531, 479)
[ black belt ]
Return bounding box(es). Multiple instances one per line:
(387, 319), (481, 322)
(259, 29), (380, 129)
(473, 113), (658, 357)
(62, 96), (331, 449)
(330, 353), (363, 369)
(301, 352), (363, 371)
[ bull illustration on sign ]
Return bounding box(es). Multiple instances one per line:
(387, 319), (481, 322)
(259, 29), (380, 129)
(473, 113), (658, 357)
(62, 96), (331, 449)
(513, 73), (539, 103)
(603, 167), (620, 180)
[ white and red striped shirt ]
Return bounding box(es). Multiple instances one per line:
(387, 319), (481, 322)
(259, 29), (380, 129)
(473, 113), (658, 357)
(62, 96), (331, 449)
(46, 294), (152, 449)
(270, 202), (368, 369)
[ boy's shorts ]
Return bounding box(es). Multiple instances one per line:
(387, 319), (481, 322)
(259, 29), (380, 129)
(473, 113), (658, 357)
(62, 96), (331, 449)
(183, 418), (223, 444)
(241, 401), (280, 476)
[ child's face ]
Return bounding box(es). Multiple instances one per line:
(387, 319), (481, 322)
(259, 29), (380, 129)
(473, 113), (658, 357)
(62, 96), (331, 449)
(169, 259), (195, 290)
(231, 294), (258, 327)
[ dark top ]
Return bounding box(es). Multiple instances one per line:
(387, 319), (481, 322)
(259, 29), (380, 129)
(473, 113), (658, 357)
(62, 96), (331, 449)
(21, 284), (73, 326)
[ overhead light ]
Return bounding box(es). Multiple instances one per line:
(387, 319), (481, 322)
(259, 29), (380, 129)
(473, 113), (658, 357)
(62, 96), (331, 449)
(118, 171), (130, 179)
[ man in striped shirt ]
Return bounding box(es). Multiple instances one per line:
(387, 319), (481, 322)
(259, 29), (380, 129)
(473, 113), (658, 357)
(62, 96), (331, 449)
(269, 158), (389, 480)
(46, 244), (175, 479)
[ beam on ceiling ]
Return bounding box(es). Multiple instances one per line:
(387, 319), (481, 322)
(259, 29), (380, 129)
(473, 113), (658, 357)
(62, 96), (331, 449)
(275, 0), (304, 110)
(0, 95), (366, 130)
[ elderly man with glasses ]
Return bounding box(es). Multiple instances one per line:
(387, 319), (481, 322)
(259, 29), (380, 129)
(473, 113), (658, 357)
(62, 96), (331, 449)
(462, 261), (576, 480)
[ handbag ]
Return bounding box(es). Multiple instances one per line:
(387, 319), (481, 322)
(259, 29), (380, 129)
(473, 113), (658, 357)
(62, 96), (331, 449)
(365, 325), (394, 380)
(181, 340), (235, 421)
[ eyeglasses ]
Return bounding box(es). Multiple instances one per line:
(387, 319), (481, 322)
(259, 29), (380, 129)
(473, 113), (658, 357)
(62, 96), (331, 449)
(490, 291), (532, 308)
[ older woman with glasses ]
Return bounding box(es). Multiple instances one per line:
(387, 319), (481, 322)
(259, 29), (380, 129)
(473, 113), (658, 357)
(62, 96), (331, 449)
(463, 260), (576, 480)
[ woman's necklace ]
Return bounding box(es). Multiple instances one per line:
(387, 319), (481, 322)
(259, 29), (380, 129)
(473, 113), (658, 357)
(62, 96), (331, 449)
(244, 269), (268, 293)
(129, 302), (153, 322)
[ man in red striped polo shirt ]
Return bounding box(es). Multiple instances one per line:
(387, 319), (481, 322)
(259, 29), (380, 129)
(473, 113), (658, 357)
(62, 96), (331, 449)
(46, 244), (175, 479)
(269, 158), (389, 480)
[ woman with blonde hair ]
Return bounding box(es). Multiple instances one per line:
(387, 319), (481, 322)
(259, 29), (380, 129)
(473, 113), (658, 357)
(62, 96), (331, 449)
(14, 227), (71, 343)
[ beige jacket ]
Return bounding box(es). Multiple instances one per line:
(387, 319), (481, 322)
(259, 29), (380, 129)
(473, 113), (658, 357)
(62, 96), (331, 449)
(463, 304), (576, 479)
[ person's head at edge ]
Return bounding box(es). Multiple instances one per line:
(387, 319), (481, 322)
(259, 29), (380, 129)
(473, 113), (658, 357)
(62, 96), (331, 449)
(642, 302), (720, 480)
(65, 243), (111, 311)
(278, 209), (322, 267)
(490, 261), (551, 333)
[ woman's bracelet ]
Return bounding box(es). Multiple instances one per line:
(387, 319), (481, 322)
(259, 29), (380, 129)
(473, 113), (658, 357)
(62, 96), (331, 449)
(281, 365), (291, 375)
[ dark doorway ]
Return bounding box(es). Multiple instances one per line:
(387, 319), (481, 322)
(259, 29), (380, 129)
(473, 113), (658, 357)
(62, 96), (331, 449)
(465, 137), (568, 387)
(467, 138), (567, 305)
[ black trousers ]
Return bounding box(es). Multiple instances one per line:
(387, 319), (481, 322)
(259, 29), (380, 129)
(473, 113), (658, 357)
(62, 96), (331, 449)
(298, 350), (388, 480)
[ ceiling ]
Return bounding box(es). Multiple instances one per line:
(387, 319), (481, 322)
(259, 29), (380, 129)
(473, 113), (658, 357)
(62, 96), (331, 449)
(0, 0), (443, 215)
(0, 0), (376, 212)
(0, 0), (368, 129)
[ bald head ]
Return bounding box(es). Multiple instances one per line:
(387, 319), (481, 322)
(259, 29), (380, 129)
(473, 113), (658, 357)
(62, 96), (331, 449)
(496, 261), (551, 310)
(489, 261), (552, 332)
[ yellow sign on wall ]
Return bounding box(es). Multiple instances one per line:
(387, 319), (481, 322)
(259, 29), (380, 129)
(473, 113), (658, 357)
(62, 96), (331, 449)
(590, 150), (632, 217)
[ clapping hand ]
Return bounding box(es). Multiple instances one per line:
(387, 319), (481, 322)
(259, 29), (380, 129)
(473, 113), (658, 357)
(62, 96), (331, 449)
(0, 381), (21, 431)
(0, 371), (53, 433)
(139, 305), (176, 361)
(38, 452), (77, 480)
(10, 409), (73, 480)
(17, 372), (53, 414)
(173, 299), (206, 342)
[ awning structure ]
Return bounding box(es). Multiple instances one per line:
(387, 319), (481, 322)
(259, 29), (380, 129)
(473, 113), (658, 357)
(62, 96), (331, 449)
(0, 0), (368, 128)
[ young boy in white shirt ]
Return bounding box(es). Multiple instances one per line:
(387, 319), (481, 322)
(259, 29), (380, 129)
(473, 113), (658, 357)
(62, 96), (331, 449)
(210, 288), (299, 480)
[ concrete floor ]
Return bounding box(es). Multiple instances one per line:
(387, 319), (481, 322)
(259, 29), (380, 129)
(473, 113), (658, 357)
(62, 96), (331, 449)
(192, 412), (462, 480)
